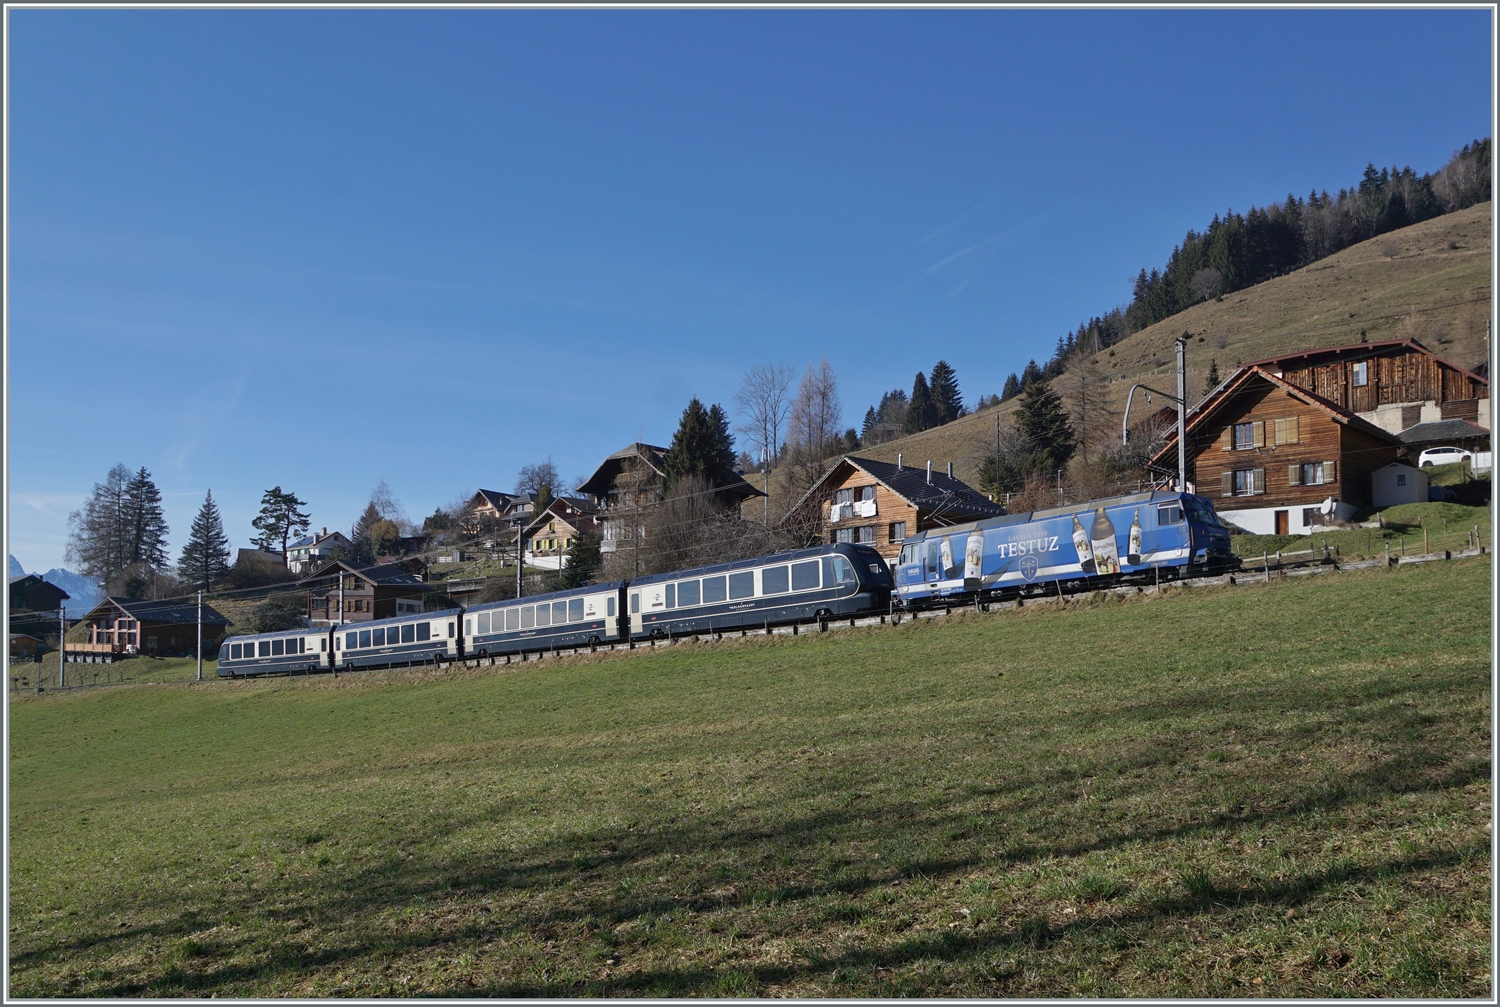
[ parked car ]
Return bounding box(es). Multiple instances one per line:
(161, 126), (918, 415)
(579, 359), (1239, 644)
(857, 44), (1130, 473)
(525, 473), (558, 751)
(1417, 446), (1474, 468)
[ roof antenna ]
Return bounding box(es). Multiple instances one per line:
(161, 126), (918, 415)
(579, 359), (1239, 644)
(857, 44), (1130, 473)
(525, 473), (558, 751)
(897, 453), (903, 470)
(947, 461), (953, 479)
(926, 460), (932, 485)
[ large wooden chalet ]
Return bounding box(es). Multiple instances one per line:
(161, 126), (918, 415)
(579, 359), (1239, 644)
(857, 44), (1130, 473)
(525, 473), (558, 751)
(521, 496), (602, 568)
(788, 455), (1007, 561)
(73, 596), (229, 661)
(300, 561), (427, 625)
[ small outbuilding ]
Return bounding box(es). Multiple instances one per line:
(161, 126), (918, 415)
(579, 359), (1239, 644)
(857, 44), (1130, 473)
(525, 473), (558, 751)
(1370, 462), (1429, 508)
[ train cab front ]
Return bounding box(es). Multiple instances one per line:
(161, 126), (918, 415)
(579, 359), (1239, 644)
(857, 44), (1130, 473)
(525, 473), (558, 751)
(846, 545), (895, 612)
(1184, 494), (1236, 570)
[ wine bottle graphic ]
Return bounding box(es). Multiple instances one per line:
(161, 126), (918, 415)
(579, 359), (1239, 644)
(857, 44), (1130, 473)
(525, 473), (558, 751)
(1091, 507), (1121, 575)
(939, 535), (957, 578)
(1127, 509), (1142, 565)
(963, 527), (985, 590)
(1072, 515), (1096, 574)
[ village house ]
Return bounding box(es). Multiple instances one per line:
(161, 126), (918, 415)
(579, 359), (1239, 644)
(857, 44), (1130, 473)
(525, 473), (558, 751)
(8, 574), (69, 614)
(285, 528), (353, 574)
(73, 596), (230, 660)
(300, 560), (427, 625)
(10, 634), (43, 662)
(521, 496), (602, 570)
(787, 455), (1008, 562)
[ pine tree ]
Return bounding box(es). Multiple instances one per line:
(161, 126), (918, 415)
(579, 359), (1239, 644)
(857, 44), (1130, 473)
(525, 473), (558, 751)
(123, 467), (170, 569)
(179, 490), (231, 591)
(1019, 359), (1044, 388)
(664, 397), (736, 493)
(903, 372), (937, 434)
(65, 463), (133, 589)
(557, 534), (603, 589)
(861, 405), (879, 440)
(1202, 359), (1221, 398)
(349, 501), (381, 565)
(1000, 373), (1021, 401)
(928, 360), (963, 425)
(1015, 380), (1076, 478)
(251, 486), (311, 557)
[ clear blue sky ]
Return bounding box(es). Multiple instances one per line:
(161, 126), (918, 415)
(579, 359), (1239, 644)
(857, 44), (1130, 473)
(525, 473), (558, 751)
(6, 8), (1493, 574)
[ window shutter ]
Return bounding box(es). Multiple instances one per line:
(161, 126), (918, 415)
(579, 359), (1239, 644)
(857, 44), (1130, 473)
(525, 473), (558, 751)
(1221, 471), (1233, 497)
(1218, 428), (1233, 452)
(1252, 421), (1265, 448)
(1287, 464), (1302, 486)
(1252, 468), (1265, 494)
(1324, 459), (1337, 482)
(1287, 416), (1299, 443)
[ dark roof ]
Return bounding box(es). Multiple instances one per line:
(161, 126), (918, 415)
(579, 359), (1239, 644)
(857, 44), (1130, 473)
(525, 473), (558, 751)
(790, 455), (1007, 523)
(471, 488), (518, 511)
(86, 597), (231, 626)
(299, 560), (425, 587)
(1243, 337), (1488, 387)
(521, 496), (603, 536)
(1397, 419), (1492, 445)
(288, 530), (351, 550)
(577, 443), (669, 497)
(8, 574), (70, 599)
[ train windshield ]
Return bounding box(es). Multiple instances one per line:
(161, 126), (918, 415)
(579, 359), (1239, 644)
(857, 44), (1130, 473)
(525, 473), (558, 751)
(1182, 496), (1222, 526)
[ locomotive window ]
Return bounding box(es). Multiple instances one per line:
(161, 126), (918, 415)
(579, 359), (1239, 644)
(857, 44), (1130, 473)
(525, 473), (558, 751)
(728, 571), (755, 599)
(259, 640), (271, 657)
(702, 576), (727, 603)
(568, 598), (584, 621)
(552, 601), (567, 624)
(833, 555), (857, 585)
(506, 608), (519, 632)
(677, 580), (700, 606)
(416, 622), (430, 641)
(536, 604), (550, 627)
(607, 596), (616, 617)
(358, 630), (372, 648)
(791, 560), (820, 591)
(401, 623), (415, 643)
(761, 565), (789, 595)
(1157, 504), (1183, 524)
(522, 606), (535, 629)
(346, 632), (357, 650)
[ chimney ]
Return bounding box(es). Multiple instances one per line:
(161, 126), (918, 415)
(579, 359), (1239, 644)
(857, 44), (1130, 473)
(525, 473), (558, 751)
(897, 453), (903, 470)
(926, 460), (932, 484)
(947, 462), (954, 479)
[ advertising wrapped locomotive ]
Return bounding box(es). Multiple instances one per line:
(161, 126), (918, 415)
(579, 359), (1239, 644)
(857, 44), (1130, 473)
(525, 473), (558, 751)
(894, 490), (1235, 607)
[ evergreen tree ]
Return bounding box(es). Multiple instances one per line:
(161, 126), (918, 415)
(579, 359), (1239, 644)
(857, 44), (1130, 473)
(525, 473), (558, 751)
(1019, 359), (1044, 388)
(1000, 372), (1021, 401)
(251, 486), (311, 556)
(903, 372), (937, 434)
(861, 405), (879, 441)
(928, 360), (963, 425)
(179, 489), (231, 592)
(557, 533), (602, 589)
(1015, 380), (1076, 478)
(1202, 359), (1221, 398)
(66, 463), (133, 589)
(123, 467), (170, 569)
(349, 501), (382, 564)
(663, 397), (736, 493)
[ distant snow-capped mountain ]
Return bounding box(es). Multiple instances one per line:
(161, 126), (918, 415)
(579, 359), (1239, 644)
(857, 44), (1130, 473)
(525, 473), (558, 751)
(8, 554), (24, 578)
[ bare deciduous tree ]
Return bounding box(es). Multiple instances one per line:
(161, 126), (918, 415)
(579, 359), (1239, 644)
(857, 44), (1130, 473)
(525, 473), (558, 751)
(515, 458), (561, 499)
(734, 362), (796, 470)
(787, 357), (843, 462)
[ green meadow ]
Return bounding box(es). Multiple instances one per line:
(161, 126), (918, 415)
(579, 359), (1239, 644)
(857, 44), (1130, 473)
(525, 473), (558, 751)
(9, 558), (1491, 997)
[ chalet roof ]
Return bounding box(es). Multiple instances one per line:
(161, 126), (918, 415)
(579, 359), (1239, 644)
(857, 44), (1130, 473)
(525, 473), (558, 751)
(520, 496), (602, 536)
(470, 488), (519, 512)
(1150, 365), (1403, 466)
(1242, 337), (1489, 387)
(288, 529), (351, 550)
(1397, 419), (1492, 445)
(788, 455), (1007, 524)
(82, 596), (230, 627)
(577, 442), (766, 501)
(8, 574), (70, 599)
(298, 560), (425, 587)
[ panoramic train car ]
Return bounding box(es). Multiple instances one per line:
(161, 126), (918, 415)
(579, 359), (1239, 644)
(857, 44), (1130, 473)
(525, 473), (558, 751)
(217, 626), (334, 678)
(894, 490), (1234, 608)
(462, 581), (628, 657)
(627, 543), (892, 638)
(332, 608), (462, 671)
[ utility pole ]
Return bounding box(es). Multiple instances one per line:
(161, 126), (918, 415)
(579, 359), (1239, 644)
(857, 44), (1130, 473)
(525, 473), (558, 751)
(515, 528), (524, 599)
(196, 591), (204, 682)
(1175, 336), (1188, 492)
(995, 413), (1001, 503)
(57, 605), (65, 690)
(338, 571), (345, 625)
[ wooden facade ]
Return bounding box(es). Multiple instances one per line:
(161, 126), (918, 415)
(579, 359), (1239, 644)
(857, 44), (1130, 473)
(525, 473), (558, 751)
(522, 498), (602, 559)
(301, 561), (426, 624)
(76, 597), (229, 659)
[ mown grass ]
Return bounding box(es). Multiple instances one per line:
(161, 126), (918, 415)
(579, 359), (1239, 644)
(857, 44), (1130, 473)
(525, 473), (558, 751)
(1231, 500), (1490, 563)
(8, 558), (1491, 997)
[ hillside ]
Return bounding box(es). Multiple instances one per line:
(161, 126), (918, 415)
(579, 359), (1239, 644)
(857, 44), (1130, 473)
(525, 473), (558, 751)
(848, 202), (1491, 490)
(8, 559), (1490, 997)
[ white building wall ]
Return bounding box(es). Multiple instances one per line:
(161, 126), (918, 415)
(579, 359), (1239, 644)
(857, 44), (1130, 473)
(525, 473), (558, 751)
(1218, 499), (1359, 536)
(1370, 464), (1428, 508)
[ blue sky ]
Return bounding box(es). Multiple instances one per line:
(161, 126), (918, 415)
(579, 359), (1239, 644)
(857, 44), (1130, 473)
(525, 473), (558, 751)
(6, 8), (1493, 574)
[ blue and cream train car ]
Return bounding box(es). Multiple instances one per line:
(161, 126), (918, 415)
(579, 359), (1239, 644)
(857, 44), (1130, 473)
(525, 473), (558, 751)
(462, 581), (627, 657)
(332, 608), (462, 670)
(217, 626), (333, 677)
(894, 490), (1234, 608)
(627, 543), (892, 638)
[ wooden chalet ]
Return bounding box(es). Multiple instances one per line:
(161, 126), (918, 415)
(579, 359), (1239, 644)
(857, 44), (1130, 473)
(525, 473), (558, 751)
(1152, 366), (1407, 535)
(10, 634), (43, 661)
(788, 455), (1008, 561)
(8, 574), (69, 614)
(74, 596), (229, 661)
(285, 528), (353, 575)
(521, 497), (602, 566)
(1243, 338), (1489, 435)
(461, 489), (536, 533)
(300, 560), (427, 625)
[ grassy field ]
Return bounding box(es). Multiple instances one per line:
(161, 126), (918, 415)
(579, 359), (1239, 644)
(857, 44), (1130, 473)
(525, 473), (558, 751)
(1229, 499), (1491, 563)
(8, 558), (1491, 997)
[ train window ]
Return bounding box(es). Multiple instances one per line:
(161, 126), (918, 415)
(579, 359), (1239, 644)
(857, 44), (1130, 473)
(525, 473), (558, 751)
(320, 638), (327, 652)
(630, 593), (640, 614)
(477, 613), (489, 634)
(702, 576), (726, 603)
(1157, 503), (1183, 524)
(299, 637), (307, 654)
(791, 560), (820, 591)
(346, 632), (357, 650)
(552, 601), (567, 624)
(259, 640), (271, 657)
(465, 618), (473, 637)
(448, 622), (455, 638)
(401, 623), (415, 643)
(823, 555), (856, 586)
(536, 604), (551, 627)
(607, 596), (616, 617)
(762, 565), (789, 595)
(416, 622), (430, 641)
(373, 628), (385, 646)
(272, 639), (285, 656)
(506, 608), (519, 632)
(678, 579), (700, 606)
(522, 606), (535, 629)
(926, 541), (941, 578)
(568, 597), (584, 622)
(231, 643), (241, 659)
(729, 571), (755, 599)
(665, 584), (676, 608)
(359, 630), (372, 648)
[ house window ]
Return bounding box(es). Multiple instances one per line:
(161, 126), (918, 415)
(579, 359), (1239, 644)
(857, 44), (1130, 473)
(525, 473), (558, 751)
(857, 526), (875, 544)
(1352, 361), (1368, 387)
(834, 488), (853, 506)
(835, 528), (854, 543)
(1303, 508), (1320, 527)
(1289, 461), (1335, 486)
(1233, 469), (1264, 496)
(1233, 421), (1263, 450)
(1396, 473), (1407, 487)
(859, 486), (876, 502)
(889, 521), (907, 542)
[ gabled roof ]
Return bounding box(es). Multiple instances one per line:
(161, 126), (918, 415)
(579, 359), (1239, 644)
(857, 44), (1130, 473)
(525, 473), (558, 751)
(287, 530), (351, 550)
(299, 560), (425, 587)
(469, 489), (518, 512)
(577, 443), (669, 497)
(1397, 419), (1492, 445)
(788, 455), (1007, 525)
(1243, 337), (1489, 387)
(8, 574), (70, 599)
(82, 596), (230, 627)
(520, 496), (602, 537)
(1150, 365), (1403, 466)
